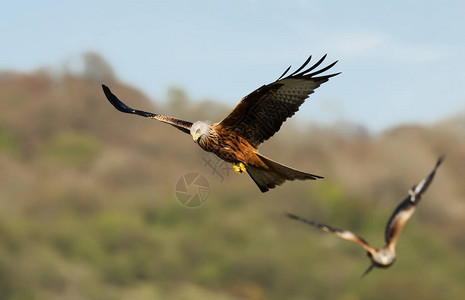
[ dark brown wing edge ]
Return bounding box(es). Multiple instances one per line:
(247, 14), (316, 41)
(217, 55), (340, 129)
(102, 84), (192, 134)
(287, 213), (374, 253)
(277, 54), (340, 81)
(384, 156), (444, 244)
(215, 55), (339, 147)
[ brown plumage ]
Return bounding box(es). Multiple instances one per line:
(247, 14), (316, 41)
(288, 156), (443, 276)
(102, 54), (339, 192)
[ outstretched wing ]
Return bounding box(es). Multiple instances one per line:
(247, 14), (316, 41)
(102, 85), (192, 134)
(287, 213), (375, 254)
(216, 55), (339, 148)
(384, 156), (444, 247)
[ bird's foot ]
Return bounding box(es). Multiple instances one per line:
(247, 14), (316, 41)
(233, 163), (247, 174)
(233, 163), (242, 174)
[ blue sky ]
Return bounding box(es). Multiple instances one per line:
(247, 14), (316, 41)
(2, 1), (464, 132)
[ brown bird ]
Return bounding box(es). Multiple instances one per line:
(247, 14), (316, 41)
(102, 55), (339, 192)
(288, 156), (443, 276)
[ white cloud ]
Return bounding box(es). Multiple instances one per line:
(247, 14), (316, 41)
(327, 30), (449, 63)
(333, 31), (386, 55)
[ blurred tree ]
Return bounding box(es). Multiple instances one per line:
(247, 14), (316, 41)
(166, 86), (190, 117)
(82, 52), (117, 82)
(0, 64), (464, 300)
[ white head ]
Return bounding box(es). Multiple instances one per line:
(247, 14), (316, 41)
(372, 248), (396, 267)
(190, 121), (212, 142)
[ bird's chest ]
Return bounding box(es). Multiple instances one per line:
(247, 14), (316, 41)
(199, 134), (253, 163)
(372, 251), (396, 268)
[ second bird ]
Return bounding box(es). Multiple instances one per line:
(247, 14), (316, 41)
(288, 156), (443, 275)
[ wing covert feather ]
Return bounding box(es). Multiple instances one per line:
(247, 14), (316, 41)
(216, 55), (339, 148)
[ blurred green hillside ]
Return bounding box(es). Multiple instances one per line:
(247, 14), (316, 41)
(0, 54), (464, 300)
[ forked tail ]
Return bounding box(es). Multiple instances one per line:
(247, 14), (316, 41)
(246, 153), (323, 192)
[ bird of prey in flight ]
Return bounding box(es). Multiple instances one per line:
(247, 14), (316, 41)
(102, 55), (339, 192)
(288, 156), (443, 276)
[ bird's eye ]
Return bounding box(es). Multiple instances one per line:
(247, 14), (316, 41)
(195, 129), (201, 135)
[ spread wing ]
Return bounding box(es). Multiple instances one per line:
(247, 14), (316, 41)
(287, 213), (375, 254)
(102, 85), (192, 134)
(215, 55), (339, 148)
(384, 156), (444, 247)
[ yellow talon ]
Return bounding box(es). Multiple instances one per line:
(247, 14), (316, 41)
(233, 163), (247, 174)
(233, 164), (242, 174)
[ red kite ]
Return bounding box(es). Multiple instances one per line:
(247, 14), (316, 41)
(102, 55), (339, 192)
(288, 156), (443, 275)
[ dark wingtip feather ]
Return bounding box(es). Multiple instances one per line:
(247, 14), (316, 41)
(416, 155), (444, 195)
(326, 72), (342, 79)
(287, 213), (299, 220)
(102, 84), (116, 104)
(307, 60), (339, 78)
(294, 54), (327, 77)
(276, 65), (292, 81)
(436, 155), (445, 168)
(101, 84), (133, 113)
(102, 84), (113, 99)
(289, 55), (312, 77)
(260, 186), (270, 193)
(102, 84), (110, 97)
(281, 55), (339, 80)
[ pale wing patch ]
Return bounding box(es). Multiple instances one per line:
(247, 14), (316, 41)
(336, 230), (358, 240)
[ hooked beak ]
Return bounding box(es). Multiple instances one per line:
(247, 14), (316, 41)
(192, 133), (201, 143)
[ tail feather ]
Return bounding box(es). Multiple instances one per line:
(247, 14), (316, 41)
(246, 153), (323, 192)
